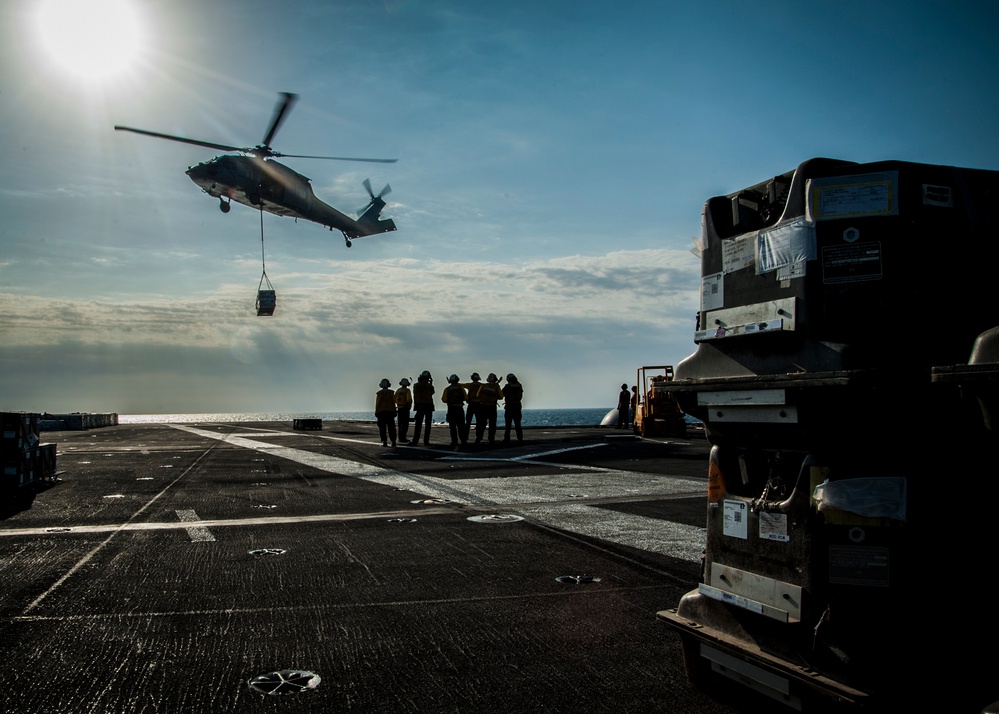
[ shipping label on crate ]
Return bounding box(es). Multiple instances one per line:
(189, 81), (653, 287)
(700, 272), (724, 311)
(722, 234), (756, 274)
(756, 217), (816, 275)
(759, 512), (790, 542)
(807, 171), (899, 220)
(829, 545), (890, 587)
(822, 241), (883, 284)
(722, 500), (749, 540)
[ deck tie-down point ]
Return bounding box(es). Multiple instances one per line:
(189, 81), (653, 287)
(248, 669), (321, 695)
(467, 514), (524, 523)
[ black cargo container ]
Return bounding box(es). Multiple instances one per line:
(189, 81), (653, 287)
(1, 412), (46, 509)
(657, 159), (999, 711)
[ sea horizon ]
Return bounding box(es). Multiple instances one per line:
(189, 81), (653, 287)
(118, 407), (619, 427)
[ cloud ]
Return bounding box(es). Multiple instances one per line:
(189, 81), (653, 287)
(0, 247), (701, 412)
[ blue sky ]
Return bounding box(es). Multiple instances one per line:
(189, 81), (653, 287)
(1, 0), (997, 414)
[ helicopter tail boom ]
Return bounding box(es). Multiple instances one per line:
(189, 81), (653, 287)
(345, 179), (396, 238)
(345, 216), (396, 239)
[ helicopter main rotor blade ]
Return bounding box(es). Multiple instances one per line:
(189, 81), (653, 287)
(274, 152), (398, 163)
(114, 126), (244, 153)
(261, 92), (298, 149)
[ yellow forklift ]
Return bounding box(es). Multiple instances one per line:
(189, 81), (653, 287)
(633, 366), (686, 437)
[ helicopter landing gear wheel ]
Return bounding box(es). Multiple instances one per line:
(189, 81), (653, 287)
(345, 239), (352, 248)
(219, 198), (231, 213)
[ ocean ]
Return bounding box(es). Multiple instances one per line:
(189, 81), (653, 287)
(118, 408), (618, 427)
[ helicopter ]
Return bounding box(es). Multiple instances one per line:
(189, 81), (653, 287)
(114, 92), (397, 247)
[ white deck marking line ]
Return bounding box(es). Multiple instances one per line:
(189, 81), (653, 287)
(169, 424), (494, 505)
(163, 424), (707, 563)
(315, 435), (390, 446)
(22, 439), (222, 614)
(175, 509), (216, 542)
(0, 508), (455, 538)
(514, 443), (607, 460)
(170, 426), (614, 503)
(9, 583), (673, 623)
(5, 427), (707, 572)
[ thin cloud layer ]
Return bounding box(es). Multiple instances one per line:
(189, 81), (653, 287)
(0, 248), (701, 412)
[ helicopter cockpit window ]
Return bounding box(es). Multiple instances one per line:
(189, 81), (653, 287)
(196, 157), (223, 177)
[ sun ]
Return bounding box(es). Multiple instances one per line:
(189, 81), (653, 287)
(34, 0), (146, 83)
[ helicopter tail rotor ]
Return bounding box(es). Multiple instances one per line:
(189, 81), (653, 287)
(357, 178), (394, 224)
(363, 178), (392, 203)
(344, 179), (398, 241)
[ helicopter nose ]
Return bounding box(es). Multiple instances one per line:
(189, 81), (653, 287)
(186, 163), (216, 179)
(185, 163), (213, 190)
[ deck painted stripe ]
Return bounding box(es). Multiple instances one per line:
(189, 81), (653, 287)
(167, 424), (706, 563)
(175, 509), (216, 542)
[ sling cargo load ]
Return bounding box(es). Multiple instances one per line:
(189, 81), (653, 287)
(656, 158), (999, 711)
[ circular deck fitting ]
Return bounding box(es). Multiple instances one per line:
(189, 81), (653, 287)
(248, 669), (321, 695)
(248, 548), (286, 557)
(467, 514), (524, 524)
(555, 575), (601, 585)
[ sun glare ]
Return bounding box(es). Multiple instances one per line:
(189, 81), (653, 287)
(35, 0), (146, 83)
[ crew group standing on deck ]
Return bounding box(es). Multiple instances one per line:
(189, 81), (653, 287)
(374, 370), (525, 449)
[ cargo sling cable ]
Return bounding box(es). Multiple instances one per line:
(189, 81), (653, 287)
(256, 206), (276, 315)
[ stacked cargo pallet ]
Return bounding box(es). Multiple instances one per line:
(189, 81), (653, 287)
(2, 412), (57, 506)
(39, 412), (118, 430)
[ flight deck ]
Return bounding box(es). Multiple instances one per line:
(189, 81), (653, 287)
(0, 420), (751, 713)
